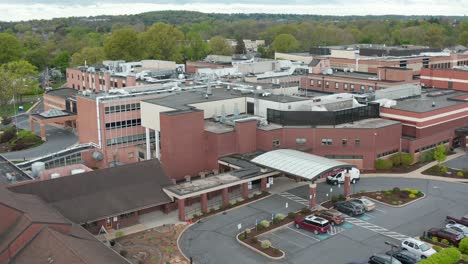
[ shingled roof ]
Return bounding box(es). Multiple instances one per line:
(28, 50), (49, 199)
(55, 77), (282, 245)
(9, 160), (174, 223)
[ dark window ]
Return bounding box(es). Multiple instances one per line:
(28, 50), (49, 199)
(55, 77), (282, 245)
(355, 139), (361, 146)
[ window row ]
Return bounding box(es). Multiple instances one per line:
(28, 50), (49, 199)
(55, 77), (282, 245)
(321, 138), (361, 146)
(309, 79), (374, 92)
(414, 139), (449, 153)
(325, 155), (363, 159)
(104, 103), (141, 114)
(105, 118), (141, 130)
(106, 132), (154, 146)
(377, 149), (399, 158)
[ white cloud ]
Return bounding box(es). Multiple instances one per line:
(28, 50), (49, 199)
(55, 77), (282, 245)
(0, 1), (467, 22)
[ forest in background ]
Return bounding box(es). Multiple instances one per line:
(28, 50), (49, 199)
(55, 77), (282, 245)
(0, 10), (468, 74)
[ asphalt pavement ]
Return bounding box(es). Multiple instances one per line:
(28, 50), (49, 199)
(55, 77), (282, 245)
(1, 101), (78, 160)
(179, 177), (468, 264)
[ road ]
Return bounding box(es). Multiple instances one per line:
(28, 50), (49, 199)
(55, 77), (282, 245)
(1, 101), (78, 160)
(179, 177), (468, 264)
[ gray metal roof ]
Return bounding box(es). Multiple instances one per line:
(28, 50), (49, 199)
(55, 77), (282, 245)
(251, 149), (350, 181)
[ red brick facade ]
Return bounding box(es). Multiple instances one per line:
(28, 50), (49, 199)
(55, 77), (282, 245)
(421, 68), (468, 92)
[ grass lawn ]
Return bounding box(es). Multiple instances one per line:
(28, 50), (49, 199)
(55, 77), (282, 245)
(0, 102), (36, 117)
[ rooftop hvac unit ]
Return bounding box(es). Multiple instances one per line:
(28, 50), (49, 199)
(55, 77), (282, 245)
(71, 169), (86, 175)
(31, 162), (45, 178)
(50, 173), (60, 179)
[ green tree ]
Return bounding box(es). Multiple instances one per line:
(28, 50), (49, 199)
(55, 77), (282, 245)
(423, 24), (446, 47)
(71, 47), (106, 67)
(208, 36), (232, 56)
(0, 33), (23, 64)
(433, 144), (447, 164)
(234, 35), (246, 54)
(0, 68), (15, 119)
(52, 51), (70, 73)
(271, 34), (299, 52)
(140, 22), (185, 62)
(3, 60), (38, 103)
(104, 28), (142, 61)
(458, 31), (468, 46)
(184, 32), (209, 61)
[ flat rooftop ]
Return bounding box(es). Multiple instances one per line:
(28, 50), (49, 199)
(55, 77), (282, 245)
(390, 89), (468, 113)
(321, 118), (401, 129)
(0, 155), (32, 184)
(45, 88), (78, 99)
(329, 71), (401, 82)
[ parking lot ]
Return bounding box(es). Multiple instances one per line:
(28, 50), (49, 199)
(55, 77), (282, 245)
(179, 177), (468, 264)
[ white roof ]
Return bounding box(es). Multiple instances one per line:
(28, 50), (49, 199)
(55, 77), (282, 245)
(251, 149), (350, 181)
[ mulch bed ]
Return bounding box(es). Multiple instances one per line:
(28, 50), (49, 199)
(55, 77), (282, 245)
(191, 192), (270, 221)
(321, 189), (424, 208)
(364, 163), (424, 174)
(422, 165), (468, 179)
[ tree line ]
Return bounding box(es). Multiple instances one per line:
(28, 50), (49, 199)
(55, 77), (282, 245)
(0, 11), (467, 74)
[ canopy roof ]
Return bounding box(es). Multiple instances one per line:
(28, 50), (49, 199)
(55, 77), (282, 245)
(251, 149), (350, 181)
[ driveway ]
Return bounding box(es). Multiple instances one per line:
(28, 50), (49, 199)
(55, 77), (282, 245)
(443, 154), (468, 170)
(179, 177), (468, 264)
(2, 102), (78, 160)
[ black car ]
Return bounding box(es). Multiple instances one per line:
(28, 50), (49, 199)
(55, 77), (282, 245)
(386, 249), (420, 264)
(334, 201), (365, 216)
(369, 254), (402, 264)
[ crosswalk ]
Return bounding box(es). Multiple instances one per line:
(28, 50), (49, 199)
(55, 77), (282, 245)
(278, 192), (309, 206)
(344, 217), (410, 241)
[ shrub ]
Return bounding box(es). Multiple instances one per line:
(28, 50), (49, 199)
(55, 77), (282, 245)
(9, 130), (43, 151)
(375, 159), (393, 170)
(439, 165), (448, 175)
(119, 250), (128, 257)
(432, 236), (439, 243)
(441, 239), (450, 246)
(1, 116), (12, 125)
(245, 228), (251, 234)
(250, 237), (258, 244)
(392, 187), (401, 194)
(409, 193), (416, 199)
(259, 220), (270, 228)
(192, 213), (198, 218)
(275, 213), (285, 221)
(402, 188), (411, 192)
(115, 231), (124, 238)
(411, 189), (420, 195)
(391, 201), (398, 205)
(400, 153), (414, 166)
(462, 254), (468, 262)
(432, 245), (442, 252)
(0, 126), (16, 143)
(241, 231), (248, 240)
(385, 191), (392, 196)
(390, 153), (402, 167)
(331, 195), (338, 203)
(338, 194), (345, 201)
(300, 207), (311, 215)
(359, 190), (366, 193)
(460, 237), (468, 254)
(261, 240), (271, 249)
(457, 171), (464, 177)
(288, 212), (296, 219)
(420, 150), (435, 163)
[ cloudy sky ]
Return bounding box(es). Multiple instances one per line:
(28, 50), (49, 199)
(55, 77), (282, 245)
(0, 0), (467, 22)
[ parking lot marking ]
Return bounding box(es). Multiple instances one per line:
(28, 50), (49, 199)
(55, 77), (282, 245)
(344, 217), (410, 241)
(286, 226), (320, 241)
(268, 232), (305, 248)
(278, 192), (309, 206)
(375, 208), (386, 213)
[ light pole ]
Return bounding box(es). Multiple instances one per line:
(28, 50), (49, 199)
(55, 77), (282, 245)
(385, 241), (399, 263)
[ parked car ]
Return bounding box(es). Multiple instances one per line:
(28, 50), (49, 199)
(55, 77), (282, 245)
(369, 254), (402, 264)
(315, 209), (345, 225)
(386, 249), (420, 264)
(427, 227), (464, 246)
(401, 238), (436, 259)
(294, 215), (331, 235)
(446, 223), (468, 237)
(350, 197), (376, 212)
(334, 201), (365, 216)
(446, 215), (468, 226)
(326, 167), (360, 185)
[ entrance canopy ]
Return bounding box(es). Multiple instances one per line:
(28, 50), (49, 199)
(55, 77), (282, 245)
(251, 149), (351, 182)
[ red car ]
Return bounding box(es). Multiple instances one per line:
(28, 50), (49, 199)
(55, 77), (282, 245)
(446, 215), (468, 226)
(427, 228), (464, 246)
(294, 215), (331, 235)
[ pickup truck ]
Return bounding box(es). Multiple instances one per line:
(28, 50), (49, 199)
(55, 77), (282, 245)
(446, 215), (468, 226)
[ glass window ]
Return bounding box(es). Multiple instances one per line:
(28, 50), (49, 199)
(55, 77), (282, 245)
(342, 139), (347, 145)
(350, 84), (355, 91)
(272, 139), (281, 147)
(355, 139), (360, 146)
(310, 80), (314, 86)
(335, 83), (339, 89)
(344, 84), (348, 90)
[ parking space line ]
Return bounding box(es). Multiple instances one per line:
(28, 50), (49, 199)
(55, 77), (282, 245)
(344, 216), (410, 241)
(375, 208), (386, 213)
(286, 226), (320, 241)
(269, 232), (306, 248)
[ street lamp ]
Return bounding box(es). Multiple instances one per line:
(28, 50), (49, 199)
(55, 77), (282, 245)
(385, 241), (399, 263)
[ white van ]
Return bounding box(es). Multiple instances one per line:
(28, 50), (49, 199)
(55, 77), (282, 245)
(326, 167), (360, 185)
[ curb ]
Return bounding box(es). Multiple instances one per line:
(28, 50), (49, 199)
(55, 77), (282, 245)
(362, 193), (426, 208)
(236, 233), (285, 260)
(361, 174), (468, 184)
(176, 223), (194, 263)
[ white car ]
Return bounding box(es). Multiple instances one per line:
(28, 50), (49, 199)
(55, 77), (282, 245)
(401, 238), (436, 259)
(446, 223), (468, 237)
(351, 197), (376, 211)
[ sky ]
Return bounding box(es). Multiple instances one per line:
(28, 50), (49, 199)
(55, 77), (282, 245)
(0, 0), (467, 22)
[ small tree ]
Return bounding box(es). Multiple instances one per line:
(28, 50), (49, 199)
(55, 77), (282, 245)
(460, 237), (468, 254)
(433, 144), (447, 164)
(234, 35), (246, 54)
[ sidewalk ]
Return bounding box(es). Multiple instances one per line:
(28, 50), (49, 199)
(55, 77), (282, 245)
(362, 149), (468, 183)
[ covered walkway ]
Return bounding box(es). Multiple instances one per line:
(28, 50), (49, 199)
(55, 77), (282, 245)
(29, 109), (77, 141)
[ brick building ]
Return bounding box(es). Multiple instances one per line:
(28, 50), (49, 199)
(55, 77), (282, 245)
(420, 67), (468, 92)
(300, 67), (417, 94)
